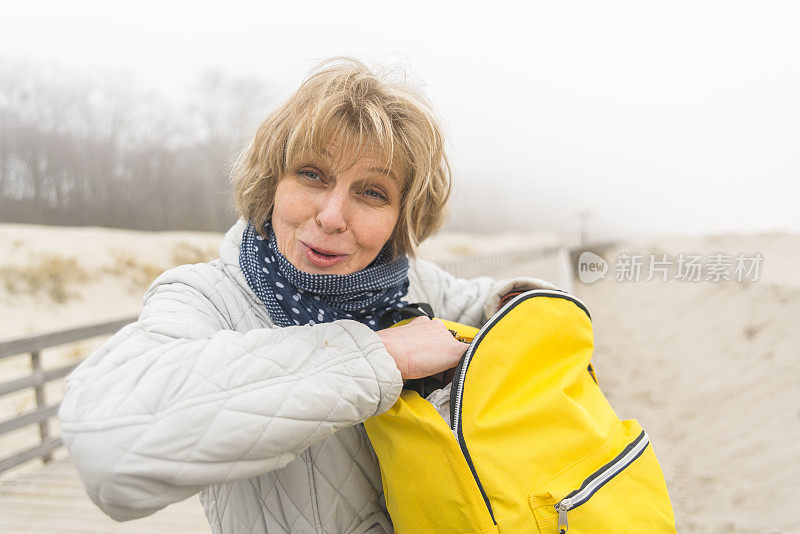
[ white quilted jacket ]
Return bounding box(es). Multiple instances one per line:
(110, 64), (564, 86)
(59, 219), (556, 534)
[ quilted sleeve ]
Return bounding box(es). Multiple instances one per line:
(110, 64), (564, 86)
(407, 258), (561, 327)
(58, 270), (403, 522)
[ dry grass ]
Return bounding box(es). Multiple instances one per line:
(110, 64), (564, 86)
(63, 344), (89, 362)
(447, 244), (476, 257)
(103, 241), (216, 292)
(103, 251), (165, 291)
(0, 238), (218, 302)
(0, 254), (88, 303)
(170, 241), (217, 265)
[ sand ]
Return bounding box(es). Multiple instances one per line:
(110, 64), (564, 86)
(568, 234), (800, 533)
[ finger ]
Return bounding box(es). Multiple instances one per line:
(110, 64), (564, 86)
(408, 316), (432, 326)
(430, 319), (466, 342)
(429, 318), (455, 334)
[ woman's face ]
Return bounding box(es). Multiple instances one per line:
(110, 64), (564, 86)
(272, 148), (402, 275)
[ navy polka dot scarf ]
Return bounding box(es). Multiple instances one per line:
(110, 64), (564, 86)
(240, 221), (409, 330)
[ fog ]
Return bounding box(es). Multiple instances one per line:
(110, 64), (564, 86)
(1, 1), (798, 242)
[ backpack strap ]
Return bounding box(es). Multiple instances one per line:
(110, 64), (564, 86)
(377, 302), (434, 329)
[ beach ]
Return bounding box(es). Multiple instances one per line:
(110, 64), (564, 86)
(1, 224), (798, 532)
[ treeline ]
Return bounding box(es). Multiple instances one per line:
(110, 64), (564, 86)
(0, 61), (273, 231)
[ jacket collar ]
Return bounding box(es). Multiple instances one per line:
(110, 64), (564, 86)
(219, 218), (275, 326)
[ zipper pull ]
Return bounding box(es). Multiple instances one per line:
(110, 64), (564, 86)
(556, 504), (568, 534)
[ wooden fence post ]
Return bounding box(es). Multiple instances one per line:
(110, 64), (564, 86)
(30, 350), (52, 463)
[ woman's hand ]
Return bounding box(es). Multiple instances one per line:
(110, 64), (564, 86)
(377, 316), (469, 380)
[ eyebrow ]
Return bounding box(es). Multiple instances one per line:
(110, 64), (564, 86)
(367, 167), (398, 181)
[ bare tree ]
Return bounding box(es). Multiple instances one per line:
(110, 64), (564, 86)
(0, 60), (273, 231)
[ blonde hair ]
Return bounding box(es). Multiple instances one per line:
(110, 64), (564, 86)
(231, 57), (451, 258)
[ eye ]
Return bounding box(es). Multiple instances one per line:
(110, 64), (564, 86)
(299, 169), (322, 181)
(362, 187), (388, 202)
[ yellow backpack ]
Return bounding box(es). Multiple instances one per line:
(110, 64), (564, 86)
(364, 290), (676, 533)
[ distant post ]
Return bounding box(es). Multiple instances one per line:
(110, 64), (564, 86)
(579, 210), (591, 247)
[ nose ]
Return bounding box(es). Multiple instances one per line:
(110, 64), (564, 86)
(315, 186), (349, 234)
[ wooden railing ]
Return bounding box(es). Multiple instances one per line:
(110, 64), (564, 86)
(0, 317), (137, 475)
(435, 245), (562, 279)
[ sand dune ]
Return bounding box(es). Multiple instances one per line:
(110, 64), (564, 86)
(0, 224), (224, 338)
(569, 235), (800, 533)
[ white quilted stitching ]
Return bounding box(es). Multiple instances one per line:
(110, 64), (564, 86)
(61, 218), (519, 533)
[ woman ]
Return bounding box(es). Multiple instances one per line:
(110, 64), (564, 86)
(59, 59), (557, 534)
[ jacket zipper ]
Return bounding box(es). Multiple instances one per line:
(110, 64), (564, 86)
(553, 431), (650, 533)
(303, 448), (324, 534)
(447, 289), (590, 527)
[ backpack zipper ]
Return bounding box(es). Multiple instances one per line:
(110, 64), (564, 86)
(553, 431), (650, 533)
(447, 289), (590, 527)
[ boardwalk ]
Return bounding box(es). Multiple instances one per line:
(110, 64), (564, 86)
(0, 453), (209, 533)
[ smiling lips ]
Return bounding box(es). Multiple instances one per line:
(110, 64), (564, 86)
(301, 241), (348, 268)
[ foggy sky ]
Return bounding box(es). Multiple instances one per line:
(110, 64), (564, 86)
(2, 1), (798, 242)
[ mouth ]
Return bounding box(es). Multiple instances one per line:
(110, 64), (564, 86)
(300, 242), (348, 268)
